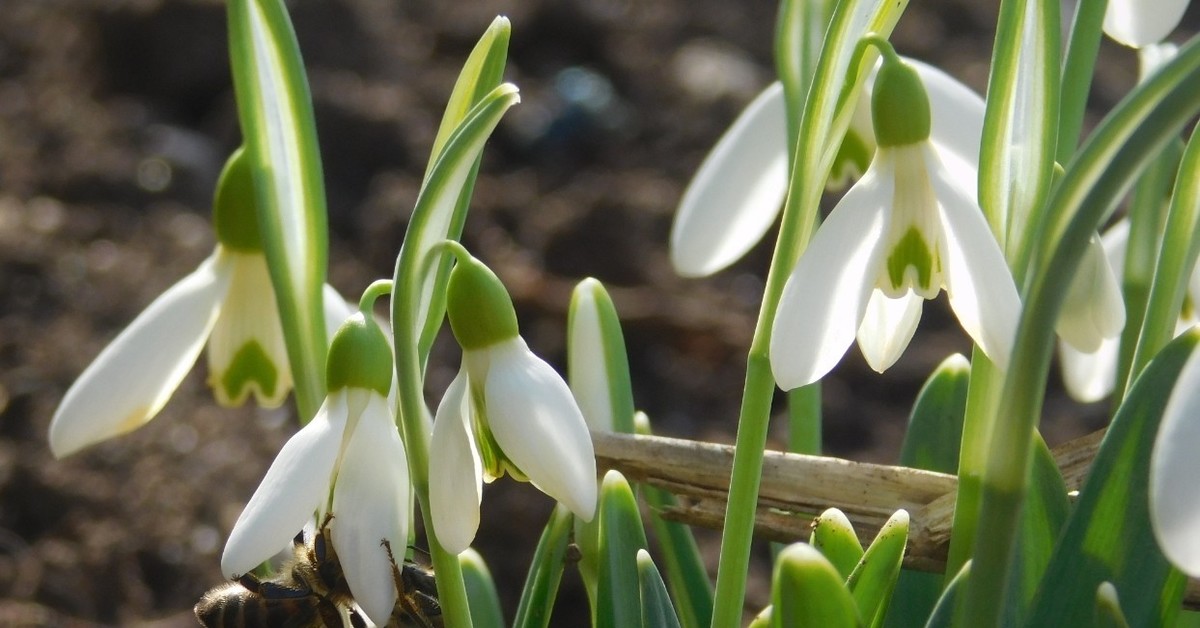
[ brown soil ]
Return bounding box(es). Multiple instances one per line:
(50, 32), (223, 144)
(0, 0), (1170, 625)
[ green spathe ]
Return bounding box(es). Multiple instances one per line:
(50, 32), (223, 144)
(447, 253), (520, 350)
(212, 147), (264, 253)
(872, 59), (932, 148)
(325, 313), (392, 396)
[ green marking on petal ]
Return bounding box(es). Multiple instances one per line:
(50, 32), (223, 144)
(885, 227), (935, 294)
(829, 130), (873, 189)
(216, 340), (279, 406)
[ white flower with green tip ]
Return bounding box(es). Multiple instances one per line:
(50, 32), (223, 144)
(221, 311), (409, 627)
(669, 57), (983, 278)
(49, 149), (353, 458)
(430, 249), (597, 554)
(770, 51), (1019, 390)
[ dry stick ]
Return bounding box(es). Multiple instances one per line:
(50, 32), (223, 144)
(590, 429), (1200, 608)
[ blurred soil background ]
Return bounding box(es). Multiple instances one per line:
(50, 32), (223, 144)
(0, 0), (1184, 625)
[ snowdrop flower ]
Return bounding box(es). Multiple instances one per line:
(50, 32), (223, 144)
(222, 309), (409, 626)
(1059, 219), (1200, 401)
(48, 149), (353, 458)
(1104, 0), (1190, 49)
(770, 48), (1019, 390)
(669, 57), (984, 278)
(430, 247), (597, 554)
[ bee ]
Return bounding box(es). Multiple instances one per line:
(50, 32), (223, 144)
(195, 518), (442, 628)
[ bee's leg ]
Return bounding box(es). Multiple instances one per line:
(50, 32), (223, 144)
(236, 572), (312, 599)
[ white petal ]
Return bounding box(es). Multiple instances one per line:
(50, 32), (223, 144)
(906, 58), (985, 190)
(221, 391), (347, 577)
(1152, 339), (1200, 576)
(856, 290), (923, 373)
(1140, 42), (1180, 81)
(932, 154), (1020, 369)
(331, 392), (410, 626)
(429, 370), (483, 554)
(670, 82), (788, 277)
(484, 339), (598, 521)
(1058, 336), (1120, 403)
(1104, 0), (1188, 48)
(207, 251), (292, 407)
(568, 279), (615, 432)
(1057, 233), (1126, 353)
(49, 252), (230, 458)
(769, 162), (890, 390)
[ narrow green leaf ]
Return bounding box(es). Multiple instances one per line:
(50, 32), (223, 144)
(638, 550), (683, 628)
(809, 508), (864, 580)
(226, 0), (329, 419)
(414, 19), (511, 362)
(885, 354), (969, 628)
(596, 470), (650, 628)
(1096, 582), (1132, 628)
(637, 414), (714, 628)
(1004, 432), (1069, 626)
(774, 0), (835, 159)
(979, 0), (1061, 266)
(772, 543), (861, 628)
(514, 504), (574, 628)
(846, 510), (908, 628)
(568, 278), (636, 433)
(924, 561), (969, 628)
(1056, 0), (1108, 164)
(1025, 331), (1199, 627)
(898, 354), (970, 475)
(460, 549), (505, 628)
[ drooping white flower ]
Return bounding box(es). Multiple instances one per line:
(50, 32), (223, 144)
(669, 57), (984, 278)
(221, 311), (409, 626)
(1058, 218), (1200, 402)
(429, 249), (597, 554)
(1104, 0), (1190, 48)
(770, 52), (1019, 390)
(49, 150), (354, 458)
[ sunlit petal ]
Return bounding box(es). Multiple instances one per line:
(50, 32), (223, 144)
(1151, 337), (1200, 576)
(770, 164), (890, 390)
(221, 391), (348, 577)
(1059, 336), (1120, 403)
(1057, 233), (1125, 353)
(909, 58), (986, 191)
(1104, 0), (1188, 48)
(484, 339), (598, 521)
(49, 252), (230, 458)
(856, 290), (923, 373)
(323, 283), (358, 342)
(207, 251), (292, 408)
(670, 82), (788, 277)
(331, 392), (410, 626)
(932, 155), (1020, 369)
(429, 370), (482, 554)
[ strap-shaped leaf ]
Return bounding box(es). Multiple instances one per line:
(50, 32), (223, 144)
(513, 504), (574, 628)
(226, 0), (329, 418)
(979, 0), (1061, 265)
(772, 544), (862, 628)
(596, 470), (650, 628)
(810, 508), (864, 580)
(638, 550), (683, 628)
(1025, 331), (1198, 627)
(846, 510), (908, 628)
(460, 549), (505, 628)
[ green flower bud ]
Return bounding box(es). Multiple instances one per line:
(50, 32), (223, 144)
(213, 147), (264, 252)
(871, 59), (932, 148)
(326, 313), (392, 396)
(446, 253), (519, 350)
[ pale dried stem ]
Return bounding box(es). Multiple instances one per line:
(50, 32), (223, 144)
(591, 429), (1200, 608)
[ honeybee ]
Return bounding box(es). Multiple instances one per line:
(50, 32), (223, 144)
(195, 518), (442, 628)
